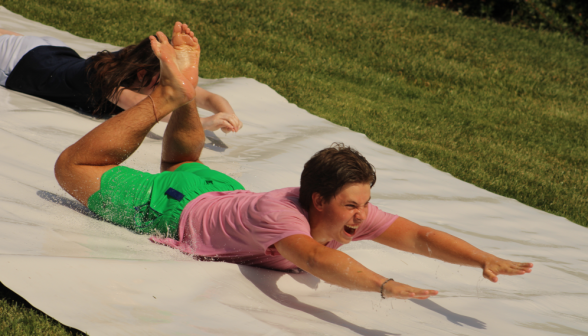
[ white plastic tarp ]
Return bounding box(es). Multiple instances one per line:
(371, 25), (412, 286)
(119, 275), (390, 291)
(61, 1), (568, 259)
(0, 6), (587, 336)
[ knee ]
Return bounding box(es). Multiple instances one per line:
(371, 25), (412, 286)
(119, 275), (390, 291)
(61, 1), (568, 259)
(53, 148), (104, 206)
(54, 150), (73, 189)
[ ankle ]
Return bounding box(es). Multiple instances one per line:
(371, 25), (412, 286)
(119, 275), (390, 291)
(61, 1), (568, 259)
(149, 88), (186, 119)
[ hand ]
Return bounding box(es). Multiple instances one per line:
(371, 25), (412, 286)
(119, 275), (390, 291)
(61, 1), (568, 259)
(200, 112), (242, 133)
(482, 256), (533, 282)
(382, 280), (438, 300)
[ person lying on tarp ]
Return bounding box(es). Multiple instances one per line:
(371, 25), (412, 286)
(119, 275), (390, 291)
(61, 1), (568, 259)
(54, 21), (532, 300)
(0, 28), (240, 132)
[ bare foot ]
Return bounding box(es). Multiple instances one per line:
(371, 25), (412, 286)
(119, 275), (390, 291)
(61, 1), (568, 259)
(171, 22), (200, 87)
(149, 26), (197, 105)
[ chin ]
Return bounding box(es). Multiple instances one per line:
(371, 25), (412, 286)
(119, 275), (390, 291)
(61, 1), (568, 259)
(337, 235), (353, 245)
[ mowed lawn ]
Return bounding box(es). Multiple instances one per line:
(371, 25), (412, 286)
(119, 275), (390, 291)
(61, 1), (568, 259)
(0, 0), (587, 334)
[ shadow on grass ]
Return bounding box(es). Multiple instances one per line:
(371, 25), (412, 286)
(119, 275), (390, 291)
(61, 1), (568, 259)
(0, 281), (87, 336)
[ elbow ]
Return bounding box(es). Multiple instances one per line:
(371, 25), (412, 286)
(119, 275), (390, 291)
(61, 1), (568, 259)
(414, 226), (439, 253)
(418, 227), (437, 241)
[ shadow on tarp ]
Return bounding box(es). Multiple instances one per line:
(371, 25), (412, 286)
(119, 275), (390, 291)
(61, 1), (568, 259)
(0, 281), (87, 335)
(410, 298), (486, 329)
(36, 190), (99, 220)
(240, 265), (401, 336)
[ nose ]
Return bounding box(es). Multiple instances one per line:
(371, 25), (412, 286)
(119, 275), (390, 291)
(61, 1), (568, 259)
(354, 207), (367, 223)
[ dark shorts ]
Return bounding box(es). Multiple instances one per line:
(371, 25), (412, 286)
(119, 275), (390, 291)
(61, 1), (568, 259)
(87, 162), (245, 238)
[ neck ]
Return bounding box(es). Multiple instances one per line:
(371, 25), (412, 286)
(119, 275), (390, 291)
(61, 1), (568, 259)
(308, 206), (330, 245)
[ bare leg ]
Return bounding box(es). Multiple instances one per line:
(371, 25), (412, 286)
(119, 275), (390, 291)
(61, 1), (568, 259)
(0, 29), (22, 36)
(161, 100), (205, 172)
(160, 23), (205, 172)
(55, 22), (199, 206)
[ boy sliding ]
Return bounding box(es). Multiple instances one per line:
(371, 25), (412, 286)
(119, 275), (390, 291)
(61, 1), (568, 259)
(55, 22), (532, 300)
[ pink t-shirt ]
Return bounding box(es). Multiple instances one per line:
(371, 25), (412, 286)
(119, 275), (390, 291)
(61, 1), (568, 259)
(150, 187), (398, 271)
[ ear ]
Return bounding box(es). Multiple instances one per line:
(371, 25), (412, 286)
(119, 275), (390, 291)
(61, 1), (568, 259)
(137, 69), (147, 83)
(311, 192), (325, 212)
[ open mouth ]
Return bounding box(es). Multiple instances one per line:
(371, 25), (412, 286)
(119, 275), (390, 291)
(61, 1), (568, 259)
(344, 224), (358, 236)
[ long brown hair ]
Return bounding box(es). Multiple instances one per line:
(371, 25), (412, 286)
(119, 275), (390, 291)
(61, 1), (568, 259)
(86, 34), (167, 116)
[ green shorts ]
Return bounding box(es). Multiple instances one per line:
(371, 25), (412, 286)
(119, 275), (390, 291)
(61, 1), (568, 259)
(87, 162), (245, 238)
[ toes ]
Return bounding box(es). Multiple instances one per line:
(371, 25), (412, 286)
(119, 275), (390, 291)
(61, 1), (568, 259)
(149, 35), (162, 56)
(156, 31), (168, 45)
(173, 22), (182, 35)
(181, 23), (193, 38)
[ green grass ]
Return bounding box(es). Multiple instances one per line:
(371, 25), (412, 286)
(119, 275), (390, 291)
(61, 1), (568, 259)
(0, 0), (587, 332)
(0, 282), (85, 335)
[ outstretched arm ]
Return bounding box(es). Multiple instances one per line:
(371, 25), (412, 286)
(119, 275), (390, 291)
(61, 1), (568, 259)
(373, 217), (533, 282)
(274, 234), (438, 299)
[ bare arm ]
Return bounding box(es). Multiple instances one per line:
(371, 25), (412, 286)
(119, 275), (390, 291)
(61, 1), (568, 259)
(274, 234), (438, 299)
(193, 87), (233, 113)
(194, 87), (242, 133)
(113, 87), (242, 132)
(109, 88), (146, 111)
(373, 217), (533, 282)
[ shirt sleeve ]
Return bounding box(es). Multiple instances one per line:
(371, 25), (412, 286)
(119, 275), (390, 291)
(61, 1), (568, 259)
(254, 209), (313, 256)
(352, 203), (398, 241)
(243, 191), (313, 256)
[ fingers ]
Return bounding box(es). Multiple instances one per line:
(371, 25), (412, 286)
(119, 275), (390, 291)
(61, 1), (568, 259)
(216, 116), (234, 133)
(517, 262), (534, 273)
(400, 289), (439, 300)
(483, 268), (498, 283)
(225, 114), (241, 132)
(215, 113), (241, 133)
(484, 259), (534, 282)
(384, 281), (438, 300)
(505, 262), (533, 275)
(200, 113), (240, 132)
(220, 121), (235, 133)
(397, 288), (438, 300)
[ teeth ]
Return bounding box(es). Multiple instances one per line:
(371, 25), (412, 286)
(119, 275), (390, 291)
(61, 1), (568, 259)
(345, 224), (359, 229)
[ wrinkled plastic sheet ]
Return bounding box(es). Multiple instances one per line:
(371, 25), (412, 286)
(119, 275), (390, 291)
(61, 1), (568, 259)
(1, 6), (587, 336)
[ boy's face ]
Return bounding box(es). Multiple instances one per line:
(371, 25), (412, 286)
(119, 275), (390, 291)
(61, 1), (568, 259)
(313, 182), (371, 245)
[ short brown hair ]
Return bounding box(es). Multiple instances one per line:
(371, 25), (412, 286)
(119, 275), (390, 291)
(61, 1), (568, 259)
(299, 143), (376, 210)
